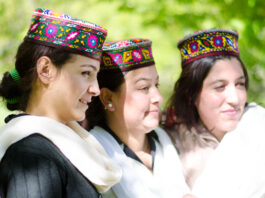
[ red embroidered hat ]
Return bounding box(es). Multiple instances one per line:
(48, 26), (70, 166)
(25, 8), (108, 60)
(177, 28), (239, 67)
(101, 38), (155, 72)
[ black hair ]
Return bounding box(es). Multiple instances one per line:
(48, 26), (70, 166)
(0, 40), (73, 111)
(85, 70), (126, 129)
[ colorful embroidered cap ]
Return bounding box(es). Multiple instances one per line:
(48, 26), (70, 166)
(101, 38), (155, 72)
(177, 28), (239, 67)
(25, 8), (108, 60)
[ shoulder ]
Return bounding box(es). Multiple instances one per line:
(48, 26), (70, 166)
(243, 102), (265, 117)
(234, 102), (265, 139)
(154, 127), (177, 147)
(1, 134), (67, 171)
(0, 135), (67, 196)
(89, 126), (116, 144)
(238, 102), (265, 130)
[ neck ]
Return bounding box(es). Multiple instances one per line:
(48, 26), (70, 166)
(211, 129), (227, 142)
(106, 115), (153, 171)
(106, 117), (148, 153)
(25, 86), (65, 124)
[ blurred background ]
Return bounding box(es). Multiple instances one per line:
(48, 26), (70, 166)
(1, 0), (265, 126)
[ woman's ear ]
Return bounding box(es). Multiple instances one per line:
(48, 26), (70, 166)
(99, 88), (115, 111)
(36, 56), (57, 85)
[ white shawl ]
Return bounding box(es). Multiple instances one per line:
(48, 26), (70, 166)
(90, 126), (190, 198)
(0, 115), (121, 193)
(192, 102), (265, 198)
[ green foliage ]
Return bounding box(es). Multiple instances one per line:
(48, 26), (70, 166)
(1, 0), (265, 126)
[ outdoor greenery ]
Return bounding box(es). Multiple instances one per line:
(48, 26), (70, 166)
(1, 0), (265, 126)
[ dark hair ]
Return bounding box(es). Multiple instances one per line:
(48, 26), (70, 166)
(166, 55), (249, 133)
(85, 70), (126, 129)
(0, 40), (73, 111)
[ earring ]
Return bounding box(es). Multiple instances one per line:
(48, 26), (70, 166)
(104, 103), (113, 110)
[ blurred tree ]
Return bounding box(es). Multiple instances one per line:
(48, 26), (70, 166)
(1, 0), (265, 126)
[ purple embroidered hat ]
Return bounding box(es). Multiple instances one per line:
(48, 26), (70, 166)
(177, 28), (239, 67)
(24, 8), (108, 60)
(100, 38), (155, 72)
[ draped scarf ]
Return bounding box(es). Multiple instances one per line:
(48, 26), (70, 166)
(0, 115), (121, 193)
(90, 126), (189, 198)
(192, 103), (265, 198)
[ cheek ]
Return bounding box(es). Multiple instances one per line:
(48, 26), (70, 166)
(197, 90), (223, 109)
(123, 93), (148, 114)
(239, 90), (247, 103)
(196, 91), (222, 125)
(73, 78), (89, 94)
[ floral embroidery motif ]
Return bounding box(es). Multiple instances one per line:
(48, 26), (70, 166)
(190, 41), (199, 53)
(213, 36), (223, 47)
(178, 29), (239, 66)
(45, 24), (57, 37)
(87, 34), (98, 48)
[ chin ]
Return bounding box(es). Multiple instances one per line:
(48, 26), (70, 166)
(73, 112), (86, 122)
(144, 121), (159, 131)
(224, 122), (240, 132)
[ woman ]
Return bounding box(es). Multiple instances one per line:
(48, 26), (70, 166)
(164, 28), (265, 197)
(0, 8), (121, 197)
(86, 38), (190, 198)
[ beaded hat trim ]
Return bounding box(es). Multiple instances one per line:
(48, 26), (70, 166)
(177, 29), (239, 66)
(25, 8), (108, 60)
(101, 38), (155, 72)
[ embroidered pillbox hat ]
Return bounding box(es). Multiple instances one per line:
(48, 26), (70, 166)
(100, 38), (155, 72)
(25, 8), (108, 60)
(177, 28), (239, 67)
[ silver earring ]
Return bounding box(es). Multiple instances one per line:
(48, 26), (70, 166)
(108, 103), (113, 108)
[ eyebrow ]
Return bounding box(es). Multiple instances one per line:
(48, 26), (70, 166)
(209, 76), (246, 85)
(135, 75), (159, 83)
(80, 64), (98, 72)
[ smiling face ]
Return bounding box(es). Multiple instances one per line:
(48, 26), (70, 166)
(110, 65), (163, 134)
(50, 54), (100, 123)
(195, 57), (247, 141)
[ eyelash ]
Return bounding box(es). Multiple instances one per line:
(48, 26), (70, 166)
(237, 82), (246, 87)
(81, 71), (91, 76)
(141, 87), (149, 91)
(140, 83), (160, 91)
(214, 82), (246, 90)
(215, 85), (225, 89)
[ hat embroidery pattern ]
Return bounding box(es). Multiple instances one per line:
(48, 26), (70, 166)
(25, 8), (108, 60)
(178, 29), (239, 66)
(101, 38), (155, 72)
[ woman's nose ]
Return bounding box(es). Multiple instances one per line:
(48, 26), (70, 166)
(88, 79), (100, 96)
